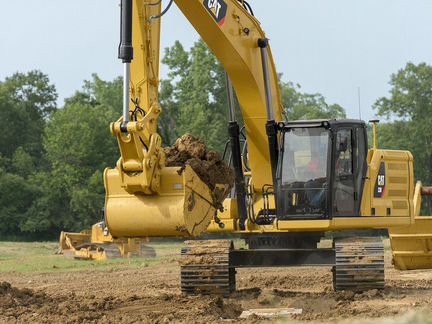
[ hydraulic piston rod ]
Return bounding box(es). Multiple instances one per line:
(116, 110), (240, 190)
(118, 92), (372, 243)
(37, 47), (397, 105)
(118, 0), (134, 127)
(123, 63), (131, 124)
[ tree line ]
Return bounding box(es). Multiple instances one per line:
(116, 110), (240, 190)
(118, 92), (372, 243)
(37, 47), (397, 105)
(0, 39), (429, 239)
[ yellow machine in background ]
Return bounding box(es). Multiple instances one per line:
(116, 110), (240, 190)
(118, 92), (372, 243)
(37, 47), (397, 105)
(389, 184), (432, 270)
(66, 0), (432, 292)
(58, 222), (155, 260)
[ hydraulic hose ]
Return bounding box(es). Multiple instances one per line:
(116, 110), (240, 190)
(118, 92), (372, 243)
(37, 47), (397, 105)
(149, 0), (174, 21)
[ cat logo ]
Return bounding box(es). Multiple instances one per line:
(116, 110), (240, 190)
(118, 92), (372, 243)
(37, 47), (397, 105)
(374, 162), (386, 198)
(203, 0), (228, 26)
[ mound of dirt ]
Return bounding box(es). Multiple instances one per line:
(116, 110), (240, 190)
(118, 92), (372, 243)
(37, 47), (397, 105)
(0, 281), (51, 308)
(164, 134), (235, 208)
(0, 281), (120, 323)
(205, 296), (242, 320)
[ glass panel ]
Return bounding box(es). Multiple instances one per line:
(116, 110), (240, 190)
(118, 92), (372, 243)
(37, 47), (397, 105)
(279, 127), (329, 217)
(282, 128), (329, 184)
(335, 129), (353, 176)
(333, 129), (355, 214)
(355, 127), (367, 209)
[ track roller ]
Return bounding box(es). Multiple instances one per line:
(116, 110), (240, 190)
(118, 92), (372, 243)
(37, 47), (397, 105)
(180, 240), (235, 296)
(333, 237), (385, 291)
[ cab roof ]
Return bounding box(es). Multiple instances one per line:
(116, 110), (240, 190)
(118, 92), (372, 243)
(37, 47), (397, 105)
(283, 119), (367, 129)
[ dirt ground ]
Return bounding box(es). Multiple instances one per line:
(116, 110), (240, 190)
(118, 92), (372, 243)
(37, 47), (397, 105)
(1, 241), (432, 324)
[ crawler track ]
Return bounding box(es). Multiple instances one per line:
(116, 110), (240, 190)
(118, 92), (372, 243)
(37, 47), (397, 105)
(180, 240), (235, 296)
(333, 237), (385, 291)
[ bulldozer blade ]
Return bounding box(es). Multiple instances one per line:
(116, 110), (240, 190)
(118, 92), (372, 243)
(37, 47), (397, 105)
(59, 228), (155, 260)
(390, 216), (432, 270)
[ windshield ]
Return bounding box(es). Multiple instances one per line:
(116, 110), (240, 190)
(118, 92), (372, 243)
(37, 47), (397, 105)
(278, 127), (330, 218)
(282, 127), (329, 184)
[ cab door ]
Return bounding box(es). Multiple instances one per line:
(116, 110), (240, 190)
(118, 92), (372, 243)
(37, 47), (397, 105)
(332, 126), (367, 217)
(332, 128), (355, 216)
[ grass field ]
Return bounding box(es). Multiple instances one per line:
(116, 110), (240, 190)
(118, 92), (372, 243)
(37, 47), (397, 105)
(0, 241), (182, 273)
(0, 238), (389, 273)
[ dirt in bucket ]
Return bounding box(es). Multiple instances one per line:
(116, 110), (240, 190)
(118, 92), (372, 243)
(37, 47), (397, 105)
(164, 134), (235, 208)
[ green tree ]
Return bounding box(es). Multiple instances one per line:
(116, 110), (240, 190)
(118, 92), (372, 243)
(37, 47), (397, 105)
(158, 79), (180, 145)
(65, 74), (122, 110)
(25, 75), (121, 234)
(374, 62), (432, 183)
(160, 40), (228, 151)
(280, 81), (346, 120)
(0, 71), (57, 162)
(0, 71), (56, 238)
(3, 70), (57, 117)
(0, 169), (38, 238)
(12, 147), (35, 178)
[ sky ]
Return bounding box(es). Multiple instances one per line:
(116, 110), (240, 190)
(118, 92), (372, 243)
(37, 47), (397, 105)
(1, 0), (432, 122)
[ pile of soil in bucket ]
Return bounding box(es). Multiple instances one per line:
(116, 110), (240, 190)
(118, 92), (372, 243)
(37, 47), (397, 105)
(164, 134), (235, 208)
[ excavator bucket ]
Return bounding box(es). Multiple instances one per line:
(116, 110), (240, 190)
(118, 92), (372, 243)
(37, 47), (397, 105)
(389, 182), (432, 270)
(104, 165), (229, 238)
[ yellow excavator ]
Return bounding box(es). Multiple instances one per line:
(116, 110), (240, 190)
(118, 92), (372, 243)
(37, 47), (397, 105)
(83, 0), (432, 292)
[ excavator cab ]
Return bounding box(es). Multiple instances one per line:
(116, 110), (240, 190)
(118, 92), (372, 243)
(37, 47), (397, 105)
(276, 119), (368, 220)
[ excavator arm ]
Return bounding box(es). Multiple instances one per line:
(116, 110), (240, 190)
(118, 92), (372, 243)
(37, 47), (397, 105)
(110, 0), (164, 194)
(112, 0), (284, 191)
(104, 0), (284, 238)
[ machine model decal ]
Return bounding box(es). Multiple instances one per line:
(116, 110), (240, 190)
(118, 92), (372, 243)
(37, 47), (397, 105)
(374, 162), (386, 198)
(203, 0), (228, 26)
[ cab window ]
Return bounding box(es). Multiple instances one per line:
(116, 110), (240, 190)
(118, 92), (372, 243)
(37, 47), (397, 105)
(333, 128), (355, 215)
(278, 127), (330, 218)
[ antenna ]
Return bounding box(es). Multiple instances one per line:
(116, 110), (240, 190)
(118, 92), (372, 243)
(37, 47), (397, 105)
(357, 87), (362, 120)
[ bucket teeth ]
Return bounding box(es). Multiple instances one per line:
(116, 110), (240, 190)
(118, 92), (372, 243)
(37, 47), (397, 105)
(180, 240), (235, 296)
(333, 237), (385, 291)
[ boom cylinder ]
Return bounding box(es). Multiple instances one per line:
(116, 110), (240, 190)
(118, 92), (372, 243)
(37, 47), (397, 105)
(258, 38), (279, 188)
(225, 73), (248, 230)
(118, 0), (134, 126)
